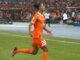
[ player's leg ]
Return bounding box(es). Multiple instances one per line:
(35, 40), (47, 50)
(40, 39), (48, 60)
(45, 19), (47, 27)
(12, 46), (39, 57)
(41, 46), (48, 60)
(48, 19), (50, 27)
(32, 46), (39, 55)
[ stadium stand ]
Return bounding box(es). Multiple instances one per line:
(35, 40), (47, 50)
(0, 0), (80, 25)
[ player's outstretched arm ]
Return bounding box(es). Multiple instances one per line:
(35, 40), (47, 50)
(29, 22), (33, 37)
(44, 27), (53, 36)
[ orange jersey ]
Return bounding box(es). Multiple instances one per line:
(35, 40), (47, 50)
(31, 11), (47, 48)
(31, 11), (45, 38)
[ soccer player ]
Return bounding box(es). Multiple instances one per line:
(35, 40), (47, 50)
(12, 3), (52, 60)
(44, 11), (51, 27)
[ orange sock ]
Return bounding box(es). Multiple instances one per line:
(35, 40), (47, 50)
(43, 51), (48, 60)
(16, 49), (32, 54)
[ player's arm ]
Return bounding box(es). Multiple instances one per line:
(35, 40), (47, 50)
(29, 22), (33, 37)
(44, 27), (52, 36)
(28, 14), (37, 37)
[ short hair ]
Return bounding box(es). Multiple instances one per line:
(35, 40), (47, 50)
(33, 3), (40, 10)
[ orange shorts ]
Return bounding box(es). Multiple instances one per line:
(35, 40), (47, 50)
(32, 38), (47, 48)
(32, 33), (47, 48)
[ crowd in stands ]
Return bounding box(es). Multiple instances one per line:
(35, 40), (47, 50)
(0, 0), (80, 24)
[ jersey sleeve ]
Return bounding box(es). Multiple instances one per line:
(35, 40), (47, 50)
(31, 14), (37, 24)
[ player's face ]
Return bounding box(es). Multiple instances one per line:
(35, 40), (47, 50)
(40, 3), (45, 12)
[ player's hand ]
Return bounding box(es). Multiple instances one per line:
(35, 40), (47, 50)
(29, 31), (33, 37)
(47, 30), (53, 36)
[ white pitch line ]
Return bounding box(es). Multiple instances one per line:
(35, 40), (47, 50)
(0, 32), (80, 45)
(0, 32), (27, 38)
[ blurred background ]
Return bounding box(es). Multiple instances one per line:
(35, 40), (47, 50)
(0, 1), (80, 60)
(0, 0), (80, 25)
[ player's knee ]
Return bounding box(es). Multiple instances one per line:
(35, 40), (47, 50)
(44, 48), (48, 52)
(42, 46), (48, 52)
(32, 52), (37, 55)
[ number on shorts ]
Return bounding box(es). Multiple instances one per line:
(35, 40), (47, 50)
(41, 40), (46, 47)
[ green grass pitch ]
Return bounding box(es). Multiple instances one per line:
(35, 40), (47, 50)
(0, 31), (80, 60)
